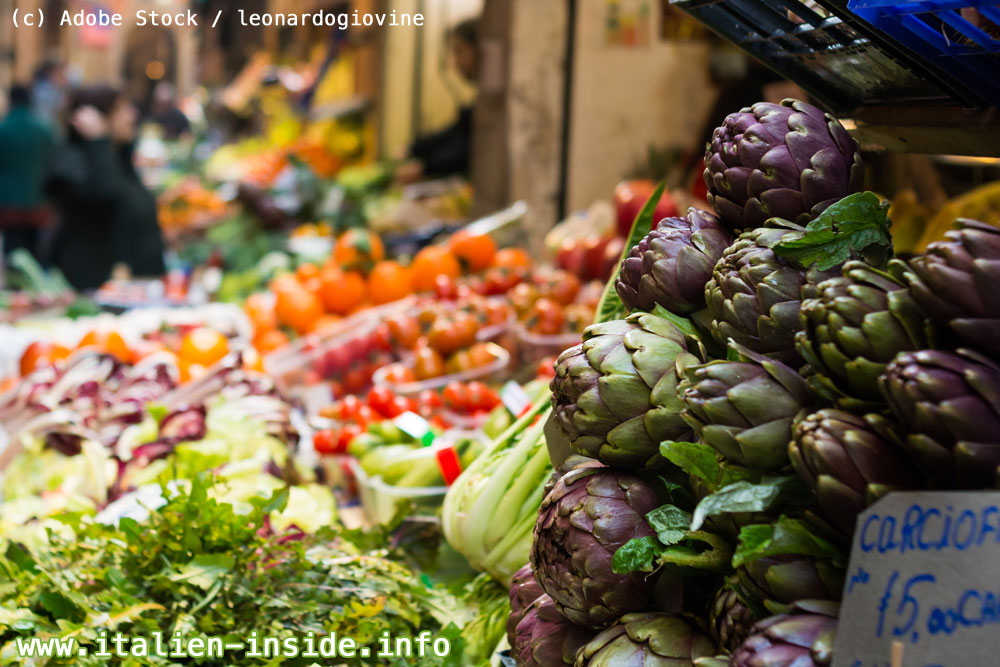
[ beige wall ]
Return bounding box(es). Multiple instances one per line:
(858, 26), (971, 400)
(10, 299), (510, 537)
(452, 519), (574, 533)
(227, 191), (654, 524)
(566, 1), (715, 211)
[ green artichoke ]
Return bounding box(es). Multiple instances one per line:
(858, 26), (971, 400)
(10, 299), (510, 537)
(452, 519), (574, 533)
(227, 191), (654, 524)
(797, 260), (929, 412)
(789, 409), (923, 535)
(704, 98), (864, 232)
(735, 556), (844, 616)
(550, 312), (699, 469)
(616, 208), (732, 314)
(904, 219), (1000, 357)
(879, 348), (1000, 488)
(705, 226), (837, 364)
(531, 466), (676, 628)
(510, 593), (592, 667)
(709, 586), (756, 654)
(731, 600), (838, 667)
(574, 613), (716, 666)
(508, 564), (545, 641)
(680, 342), (813, 470)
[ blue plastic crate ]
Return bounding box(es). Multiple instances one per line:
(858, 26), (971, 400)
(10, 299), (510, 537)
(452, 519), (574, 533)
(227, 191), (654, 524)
(672, 0), (991, 110)
(847, 0), (1000, 107)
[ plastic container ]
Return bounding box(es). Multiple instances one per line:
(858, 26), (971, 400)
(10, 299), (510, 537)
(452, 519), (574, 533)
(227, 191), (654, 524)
(847, 0), (1000, 108)
(346, 456), (448, 525)
(513, 324), (580, 366)
(370, 342), (512, 396)
(671, 0), (987, 110)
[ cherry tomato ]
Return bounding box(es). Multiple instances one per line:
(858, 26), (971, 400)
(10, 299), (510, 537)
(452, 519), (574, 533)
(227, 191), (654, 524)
(386, 315), (421, 350)
(509, 283), (541, 318)
(336, 423), (365, 453)
(342, 367), (370, 394)
(313, 429), (338, 455)
(433, 274), (460, 301)
(337, 395), (364, 420)
(383, 394), (417, 418)
(418, 389), (443, 410)
(483, 267), (523, 295)
(372, 323), (393, 351)
(536, 356), (558, 380)
(366, 386), (396, 416)
(413, 347), (445, 381)
(442, 381), (467, 411)
(427, 312), (478, 356)
(355, 404), (379, 427)
(465, 382), (499, 412)
(382, 362), (417, 384)
(526, 298), (566, 335)
(534, 270), (582, 305)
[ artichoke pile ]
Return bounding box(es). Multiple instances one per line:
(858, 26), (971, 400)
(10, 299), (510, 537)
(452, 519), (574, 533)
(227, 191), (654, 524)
(495, 97), (1000, 667)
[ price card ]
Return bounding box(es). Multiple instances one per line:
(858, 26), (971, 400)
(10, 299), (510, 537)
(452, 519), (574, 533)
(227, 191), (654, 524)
(833, 491), (1000, 667)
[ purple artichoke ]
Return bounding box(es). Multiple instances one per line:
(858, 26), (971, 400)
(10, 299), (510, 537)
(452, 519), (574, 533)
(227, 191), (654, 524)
(709, 586), (756, 654)
(549, 312), (698, 469)
(731, 600), (838, 667)
(879, 348), (1000, 488)
(904, 219), (1000, 357)
(735, 556), (844, 616)
(705, 225), (838, 364)
(531, 466), (670, 628)
(574, 612), (716, 666)
(704, 98), (863, 232)
(616, 208), (732, 314)
(508, 564), (546, 641)
(511, 593), (592, 667)
(789, 409), (923, 535)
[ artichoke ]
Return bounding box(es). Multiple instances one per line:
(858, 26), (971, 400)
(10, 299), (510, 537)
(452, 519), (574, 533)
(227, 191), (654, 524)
(550, 312), (699, 468)
(879, 348), (1000, 488)
(904, 219), (1000, 357)
(508, 564), (546, 640)
(704, 98), (864, 232)
(789, 409), (923, 535)
(709, 586), (756, 654)
(531, 466), (670, 628)
(797, 260), (929, 411)
(511, 593), (593, 667)
(679, 343), (812, 470)
(574, 612), (716, 666)
(705, 225), (837, 363)
(735, 556), (844, 616)
(616, 208), (732, 314)
(731, 600), (838, 667)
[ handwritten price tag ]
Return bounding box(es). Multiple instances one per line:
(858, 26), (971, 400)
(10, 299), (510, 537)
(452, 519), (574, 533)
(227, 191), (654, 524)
(833, 492), (1000, 667)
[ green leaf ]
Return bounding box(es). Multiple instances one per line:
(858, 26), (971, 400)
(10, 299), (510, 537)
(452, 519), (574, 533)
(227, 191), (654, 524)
(691, 478), (796, 531)
(259, 486), (291, 514)
(733, 516), (845, 567)
(595, 181), (666, 324)
(646, 505), (693, 545)
(4, 543), (37, 573)
(146, 402), (169, 425)
(660, 441), (721, 484)
(38, 592), (85, 622)
(771, 192), (893, 270)
(169, 554), (235, 589)
(612, 536), (661, 574)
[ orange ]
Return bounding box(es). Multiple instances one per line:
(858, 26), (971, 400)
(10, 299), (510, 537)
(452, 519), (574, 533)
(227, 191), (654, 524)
(270, 272), (302, 297)
(411, 246), (462, 292)
(77, 330), (132, 363)
(20, 341), (72, 376)
(295, 262), (323, 293)
(179, 359), (208, 384)
(275, 285), (323, 335)
(334, 229), (385, 272)
(449, 230), (497, 272)
(313, 314), (343, 332)
(492, 247), (532, 272)
(242, 347), (265, 372)
(254, 328), (290, 353)
(368, 261), (413, 305)
(244, 292), (277, 332)
(179, 327), (230, 367)
(318, 267), (367, 315)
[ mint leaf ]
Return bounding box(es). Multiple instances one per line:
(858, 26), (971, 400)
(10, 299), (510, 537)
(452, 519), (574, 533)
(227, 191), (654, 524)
(691, 478), (795, 531)
(733, 516), (845, 567)
(772, 192), (892, 270)
(660, 441), (721, 484)
(646, 505), (693, 545)
(613, 536), (661, 574)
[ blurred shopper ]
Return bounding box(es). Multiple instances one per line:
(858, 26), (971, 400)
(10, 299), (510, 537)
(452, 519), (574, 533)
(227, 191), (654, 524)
(0, 85), (56, 261)
(398, 19), (480, 182)
(31, 61), (69, 132)
(147, 82), (191, 140)
(48, 87), (166, 290)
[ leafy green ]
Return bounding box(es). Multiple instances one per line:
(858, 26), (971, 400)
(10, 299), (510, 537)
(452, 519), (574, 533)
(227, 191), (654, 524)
(594, 181), (666, 324)
(733, 516), (846, 568)
(771, 192), (893, 270)
(612, 503), (732, 576)
(690, 476), (807, 531)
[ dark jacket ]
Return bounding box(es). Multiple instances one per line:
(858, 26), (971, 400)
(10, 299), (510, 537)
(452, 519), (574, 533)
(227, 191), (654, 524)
(0, 106), (55, 210)
(48, 138), (165, 290)
(410, 106), (473, 177)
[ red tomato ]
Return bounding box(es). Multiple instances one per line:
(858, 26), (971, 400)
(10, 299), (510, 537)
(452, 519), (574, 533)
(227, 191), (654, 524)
(465, 382), (498, 413)
(442, 381), (467, 411)
(383, 394), (418, 418)
(418, 389), (443, 410)
(355, 404), (379, 427)
(338, 395), (364, 420)
(336, 424), (365, 453)
(366, 386), (396, 417)
(313, 429), (338, 454)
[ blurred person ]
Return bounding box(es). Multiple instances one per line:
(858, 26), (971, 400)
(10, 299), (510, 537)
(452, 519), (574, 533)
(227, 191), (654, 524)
(48, 87), (166, 290)
(397, 18), (480, 182)
(31, 61), (68, 132)
(0, 85), (56, 261)
(146, 82), (191, 140)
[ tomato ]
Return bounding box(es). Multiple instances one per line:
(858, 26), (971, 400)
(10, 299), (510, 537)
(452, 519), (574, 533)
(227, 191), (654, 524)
(413, 347), (445, 381)
(334, 229), (385, 271)
(386, 314), (422, 349)
(383, 395), (417, 418)
(337, 395), (365, 420)
(509, 283), (541, 317)
(483, 300), (513, 328)
(536, 356), (558, 380)
(382, 362), (417, 384)
(483, 267), (524, 295)
(244, 292), (277, 332)
(526, 298), (566, 335)
(179, 327), (230, 366)
(254, 329), (289, 353)
(445, 349), (472, 375)
(296, 262), (323, 293)
(355, 404), (379, 427)
(535, 270), (582, 305)
(492, 247), (532, 272)
(318, 267), (367, 315)
(342, 367), (370, 394)
(465, 382), (499, 412)
(313, 428), (338, 454)
(417, 389), (443, 411)
(466, 342), (496, 369)
(449, 230), (497, 272)
(427, 312), (478, 356)
(337, 424), (365, 453)
(433, 274), (460, 300)
(565, 303), (595, 333)
(366, 386), (396, 416)
(19, 341), (72, 376)
(275, 285), (323, 335)
(77, 330), (132, 363)
(442, 381), (468, 411)
(411, 246), (462, 292)
(368, 261), (413, 305)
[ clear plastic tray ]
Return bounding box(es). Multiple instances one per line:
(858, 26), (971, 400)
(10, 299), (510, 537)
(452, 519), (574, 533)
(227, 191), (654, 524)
(346, 456), (447, 525)
(513, 324), (580, 365)
(370, 342), (511, 396)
